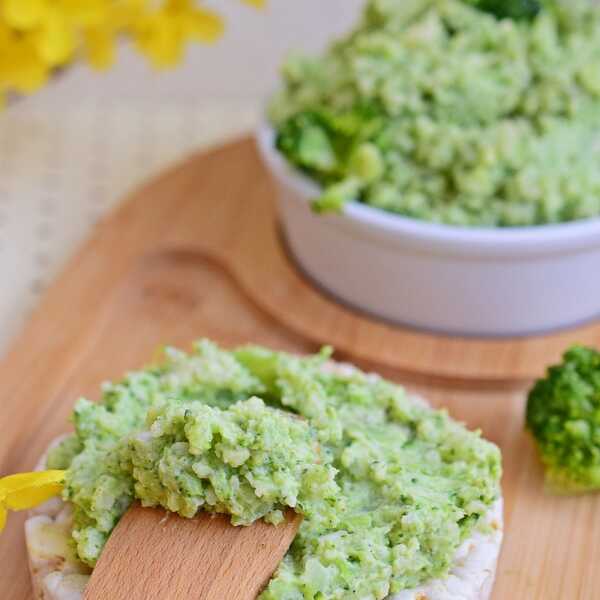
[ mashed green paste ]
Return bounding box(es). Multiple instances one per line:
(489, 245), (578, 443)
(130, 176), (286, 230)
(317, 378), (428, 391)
(270, 0), (600, 227)
(47, 340), (501, 599)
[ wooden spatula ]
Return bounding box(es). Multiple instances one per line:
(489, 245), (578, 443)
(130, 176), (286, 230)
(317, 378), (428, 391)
(83, 503), (302, 600)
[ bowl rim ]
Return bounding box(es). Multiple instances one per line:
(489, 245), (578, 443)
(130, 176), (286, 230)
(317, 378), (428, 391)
(256, 124), (600, 254)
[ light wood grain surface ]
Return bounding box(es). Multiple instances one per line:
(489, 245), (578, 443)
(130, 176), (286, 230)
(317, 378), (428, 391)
(84, 505), (301, 600)
(0, 138), (599, 599)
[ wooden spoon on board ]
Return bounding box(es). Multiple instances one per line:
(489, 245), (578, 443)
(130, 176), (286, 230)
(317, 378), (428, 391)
(84, 503), (302, 600)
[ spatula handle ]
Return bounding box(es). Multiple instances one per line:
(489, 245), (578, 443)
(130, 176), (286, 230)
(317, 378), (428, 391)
(84, 504), (301, 600)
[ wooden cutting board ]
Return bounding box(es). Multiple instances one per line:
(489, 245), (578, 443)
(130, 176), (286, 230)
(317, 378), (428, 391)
(0, 137), (599, 599)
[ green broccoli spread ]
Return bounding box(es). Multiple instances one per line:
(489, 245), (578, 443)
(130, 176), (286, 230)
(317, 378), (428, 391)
(269, 0), (600, 227)
(48, 341), (501, 599)
(527, 345), (600, 494)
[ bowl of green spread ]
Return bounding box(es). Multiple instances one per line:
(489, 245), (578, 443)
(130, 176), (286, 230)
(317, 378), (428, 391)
(257, 0), (600, 337)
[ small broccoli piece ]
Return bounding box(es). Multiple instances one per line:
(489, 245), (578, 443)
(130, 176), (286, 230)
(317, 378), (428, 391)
(526, 346), (600, 494)
(275, 101), (385, 213)
(275, 112), (338, 174)
(467, 0), (542, 21)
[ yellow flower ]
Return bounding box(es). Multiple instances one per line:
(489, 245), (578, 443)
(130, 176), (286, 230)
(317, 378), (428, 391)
(0, 0), (266, 99)
(0, 470), (66, 532)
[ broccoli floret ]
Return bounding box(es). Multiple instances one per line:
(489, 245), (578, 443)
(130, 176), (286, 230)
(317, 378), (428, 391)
(275, 101), (385, 213)
(467, 0), (542, 21)
(275, 112), (338, 175)
(526, 346), (600, 494)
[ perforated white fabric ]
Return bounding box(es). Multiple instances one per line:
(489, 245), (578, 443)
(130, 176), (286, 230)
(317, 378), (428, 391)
(0, 101), (257, 353)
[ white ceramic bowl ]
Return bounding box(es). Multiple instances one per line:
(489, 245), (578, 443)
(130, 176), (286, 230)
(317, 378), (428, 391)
(256, 126), (600, 337)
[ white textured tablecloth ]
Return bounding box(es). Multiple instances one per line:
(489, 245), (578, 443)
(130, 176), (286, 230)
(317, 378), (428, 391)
(0, 100), (258, 354)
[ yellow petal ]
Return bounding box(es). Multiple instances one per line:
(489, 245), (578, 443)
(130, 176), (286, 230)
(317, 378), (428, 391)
(32, 15), (76, 66)
(0, 471), (66, 496)
(0, 471), (65, 534)
(5, 483), (64, 510)
(242, 0), (266, 8)
(183, 10), (224, 44)
(0, 22), (12, 45)
(56, 0), (108, 28)
(104, 3), (146, 30)
(2, 38), (49, 93)
(2, 0), (49, 30)
(84, 26), (116, 69)
(166, 0), (195, 11)
(134, 14), (185, 68)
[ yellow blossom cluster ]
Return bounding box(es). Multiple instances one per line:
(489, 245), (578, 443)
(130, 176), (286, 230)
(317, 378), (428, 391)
(0, 0), (264, 104)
